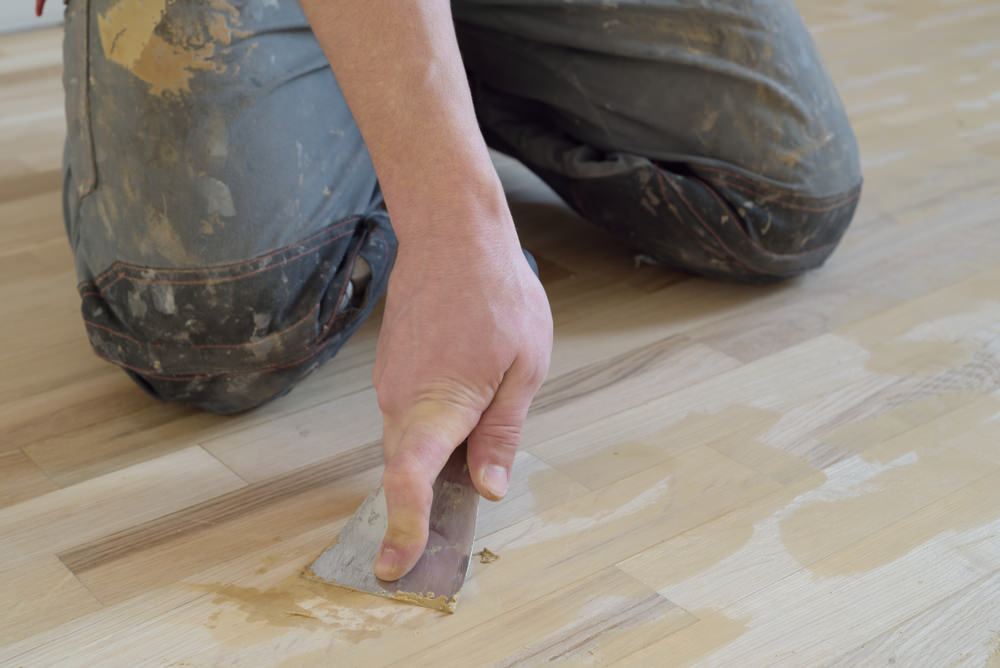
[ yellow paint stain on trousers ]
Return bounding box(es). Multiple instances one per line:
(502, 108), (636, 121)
(97, 0), (243, 96)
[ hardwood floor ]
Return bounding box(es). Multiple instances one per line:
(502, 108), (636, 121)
(3, 1), (1000, 665)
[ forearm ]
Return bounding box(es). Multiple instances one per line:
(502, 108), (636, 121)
(298, 0), (513, 248)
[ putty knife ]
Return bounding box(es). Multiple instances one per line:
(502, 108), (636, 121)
(303, 441), (479, 613)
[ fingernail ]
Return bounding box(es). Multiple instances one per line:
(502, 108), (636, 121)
(483, 465), (509, 498)
(375, 545), (400, 580)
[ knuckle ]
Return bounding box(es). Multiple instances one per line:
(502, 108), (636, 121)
(381, 462), (417, 491)
(529, 351), (552, 386)
(400, 424), (453, 464)
(375, 386), (400, 415)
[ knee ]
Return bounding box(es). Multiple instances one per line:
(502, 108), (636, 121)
(123, 367), (309, 415)
(698, 90), (863, 282)
(76, 213), (395, 414)
(705, 167), (863, 281)
(626, 162), (863, 282)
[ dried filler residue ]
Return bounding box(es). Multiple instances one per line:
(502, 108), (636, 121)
(302, 567), (458, 614)
(474, 548), (500, 564)
(391, 590), (458, 614)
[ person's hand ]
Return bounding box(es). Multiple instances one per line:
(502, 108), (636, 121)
(371, 197), (552, 581)
(298, 0), (551, 582)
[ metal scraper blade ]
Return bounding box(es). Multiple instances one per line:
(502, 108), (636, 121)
(303, 442), (479, 613)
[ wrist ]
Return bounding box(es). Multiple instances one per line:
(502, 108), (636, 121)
(384, 162), (519, 253)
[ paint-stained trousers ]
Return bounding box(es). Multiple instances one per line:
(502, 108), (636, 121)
(62, 0), (862, 414)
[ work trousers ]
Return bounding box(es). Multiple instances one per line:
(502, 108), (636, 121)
(62, 0), (862, 413)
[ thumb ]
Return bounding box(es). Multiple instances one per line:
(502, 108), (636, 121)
(375, 402), (479, 581)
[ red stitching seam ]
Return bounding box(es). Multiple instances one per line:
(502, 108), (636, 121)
(690, 174), (838, 259)
(90, 319), (344, 381)
(82, 230), (354, 295)
(694, 165), (854, 201)
(644, 173), (726, 262)
(83, 320), (163, 348)
(80, 217), (360, 291)
(656, 169), (764, 275)
(653, 170), (730, 261)
(709, 179), (862, 213)
(84, 304), (320, 351)
(692, 164), (862, 203)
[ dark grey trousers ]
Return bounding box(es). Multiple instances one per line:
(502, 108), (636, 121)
(62, 0), (862, 413)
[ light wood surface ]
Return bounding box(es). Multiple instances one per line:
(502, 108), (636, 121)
(3, 1), (1000, 665)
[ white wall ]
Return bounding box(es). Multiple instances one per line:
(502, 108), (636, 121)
(1, 4), (63, 34)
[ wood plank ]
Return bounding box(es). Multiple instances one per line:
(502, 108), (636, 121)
(617, 370), (1000, 610)
(7, 446), (777, 667)
(616, 469), (1000, 665)
(532, 265), (1000, 497)
(399, 567), (695, 667)
(476, 450), (590, 539)
(56, 444), (381, 574)
(617, 477), (825, 614)
(0, 62), (62, 91)
(828, 572), (1000, 667)
(0, 449), (56, 508)
(0, 27), (62, 64)
(0, 369), (168, 456)
(0, 239), (74, 295)
(0, 524), (407, 667)
(0, 167), (60, 206)
(0, 446), (245, 568)
(525, 335), (740, 447)
(688, 195), (1000, 366)
(0, 196), (65, 263)
(3, 0), (1000, 663)
(202, 388), (384, 482)
(0, 450), (585, 664)
(529, 333), (880, 491)
(8, 313), (385, 478)
(608, 270), (1000, 654)
(0, 556), (102, 646)
(57, 447), (585, 606)
(22, 405), (233, 487)
(64, 454), (384, 606)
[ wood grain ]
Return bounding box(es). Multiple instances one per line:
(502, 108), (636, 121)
(2, 0), (1000, 664)
(0, 449), (55, 508)
(0, 556), (102, 646)
(0, 447), (245, 568)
